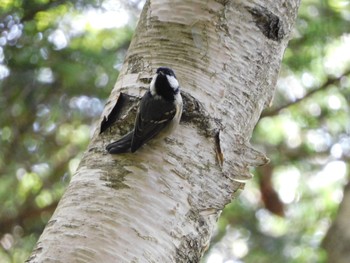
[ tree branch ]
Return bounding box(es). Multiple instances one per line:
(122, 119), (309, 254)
(0, 202), (58, 234)
(261, 68), (350, 118)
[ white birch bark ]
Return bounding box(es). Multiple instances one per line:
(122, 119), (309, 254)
(27, 0), (300, 262)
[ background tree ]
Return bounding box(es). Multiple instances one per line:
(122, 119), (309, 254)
(0, 0), (349, 262)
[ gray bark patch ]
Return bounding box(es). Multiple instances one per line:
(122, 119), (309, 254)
(247, 5), (285, 42)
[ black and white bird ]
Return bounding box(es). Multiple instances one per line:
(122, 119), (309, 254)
(106, 67), (183, 154)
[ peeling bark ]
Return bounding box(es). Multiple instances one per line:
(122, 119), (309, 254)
(27, 0), (300, 262)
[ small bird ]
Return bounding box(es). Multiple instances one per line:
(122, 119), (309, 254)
(106, 67), (183, 154)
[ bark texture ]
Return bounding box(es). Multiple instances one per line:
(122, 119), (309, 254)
(323, 181), (350, 263)
(27, 0), (300, 262)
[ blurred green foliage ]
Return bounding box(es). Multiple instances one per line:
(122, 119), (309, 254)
(0, 0), (349, 263)
(0, 0), (133, 261)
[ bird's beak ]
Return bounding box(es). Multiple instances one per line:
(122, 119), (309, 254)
(159, 71), (164, 76)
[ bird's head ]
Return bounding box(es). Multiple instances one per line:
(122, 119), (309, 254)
(150, 67), (179, 101)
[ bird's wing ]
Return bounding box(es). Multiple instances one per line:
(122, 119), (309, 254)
(131, 92), (176, 152)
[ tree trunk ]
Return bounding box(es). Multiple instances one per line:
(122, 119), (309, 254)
(27, 0), (300, 262)
(322, 180), (350, 263)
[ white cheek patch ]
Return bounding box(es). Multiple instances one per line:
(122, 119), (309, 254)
(166, 75), (179, 90)
(150, 73), (158, 96)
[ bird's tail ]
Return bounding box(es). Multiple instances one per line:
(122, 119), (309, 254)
(106, 131), (133, 154)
